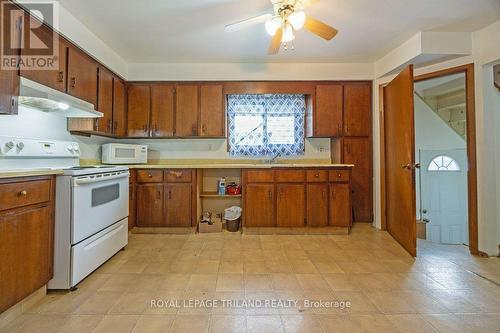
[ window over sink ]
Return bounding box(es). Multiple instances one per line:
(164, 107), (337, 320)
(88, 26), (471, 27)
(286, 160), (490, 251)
(227, 94), (305, 157)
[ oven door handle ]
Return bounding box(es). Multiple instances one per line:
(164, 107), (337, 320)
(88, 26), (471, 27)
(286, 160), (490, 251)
(73, 171), (130, 186)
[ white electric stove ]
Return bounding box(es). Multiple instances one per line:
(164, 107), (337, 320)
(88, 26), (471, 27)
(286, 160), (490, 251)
(0, 136), (129, 290)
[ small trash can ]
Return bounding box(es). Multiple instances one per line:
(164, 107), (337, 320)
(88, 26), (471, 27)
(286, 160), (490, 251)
(224, 206), (242, 232)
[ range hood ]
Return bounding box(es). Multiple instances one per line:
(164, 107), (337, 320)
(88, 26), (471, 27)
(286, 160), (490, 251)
(19, 77), (103, 118)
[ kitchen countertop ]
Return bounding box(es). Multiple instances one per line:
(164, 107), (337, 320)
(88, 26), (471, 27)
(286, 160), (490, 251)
(126, 163), (354, 169)
(0, 169), (64, 179)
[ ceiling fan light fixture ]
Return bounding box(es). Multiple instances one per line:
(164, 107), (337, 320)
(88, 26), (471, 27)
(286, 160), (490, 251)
(281, 23), (295, 43)
(288, 11), (306, 30)
(265, 16), (282, 36)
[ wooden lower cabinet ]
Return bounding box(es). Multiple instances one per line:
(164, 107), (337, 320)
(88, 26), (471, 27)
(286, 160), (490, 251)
(306, 183), (329, 227)
(276, 184), (305, 227)
(136, 184), (163, 227)
(244, 184), (274, 227)
(0, 176), (55, 314)
(330, 183), (351, 227)
(164, 183), (192, 227)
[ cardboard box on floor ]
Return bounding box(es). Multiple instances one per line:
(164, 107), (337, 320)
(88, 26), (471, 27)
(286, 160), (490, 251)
(198, 216), (223, 233)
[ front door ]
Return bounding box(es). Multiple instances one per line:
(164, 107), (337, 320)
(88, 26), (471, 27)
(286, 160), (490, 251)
(420, 149), (468, 244)
(384, 65), (417, 256)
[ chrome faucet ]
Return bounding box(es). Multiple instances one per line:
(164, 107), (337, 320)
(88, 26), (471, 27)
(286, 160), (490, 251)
(265, 153), (281, 164)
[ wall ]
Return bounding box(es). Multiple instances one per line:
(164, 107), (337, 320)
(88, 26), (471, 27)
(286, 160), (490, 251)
(413, 94), (466, 219)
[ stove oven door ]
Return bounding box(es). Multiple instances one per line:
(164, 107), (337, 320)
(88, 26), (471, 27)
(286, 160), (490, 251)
(71, 171), (129, 244)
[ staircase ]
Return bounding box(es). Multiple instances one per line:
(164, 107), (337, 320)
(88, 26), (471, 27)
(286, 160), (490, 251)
(415, 76), (467, 140)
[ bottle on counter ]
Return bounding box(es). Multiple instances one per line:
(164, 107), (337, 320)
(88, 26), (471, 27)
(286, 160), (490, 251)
(218, 177), (226, 195)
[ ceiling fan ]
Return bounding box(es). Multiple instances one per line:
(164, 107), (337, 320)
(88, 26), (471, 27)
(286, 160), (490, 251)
(225, 0), (338, 55)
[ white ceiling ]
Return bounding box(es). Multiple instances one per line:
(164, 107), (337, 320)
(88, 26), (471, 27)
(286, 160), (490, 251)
(57, 0), (500, 63)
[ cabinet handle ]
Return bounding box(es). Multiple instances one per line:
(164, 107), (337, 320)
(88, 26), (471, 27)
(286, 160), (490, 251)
(332, 188), (336, 200)
(315, 173), (319, 178)
(70, 77), (76, 88)
(168, 190), (172, 199)
(57, 71), (64, 82)
(337, 173), (342, 178)
(338, 123), (341, 134)
(143, 124), (148, 134)
(113, 121), (118, 132)
(268, 190), (272, 200)
(94, 118), (99, 131)
(157, 190), (161, 200)
(201, 124), (206, 134)
(18, 190), (27, 196)
(107, 119), (113, 132)
(346, 144), (351, 154)
(191, 124), (197, 135)
(346, 124), (349, 134)
(322, 190), (326, 199)
(148, 173), (152, 178)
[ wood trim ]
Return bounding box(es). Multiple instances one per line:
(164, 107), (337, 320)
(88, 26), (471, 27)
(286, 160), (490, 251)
(378, 84), (387, 230)
(380, 63), (478, 254)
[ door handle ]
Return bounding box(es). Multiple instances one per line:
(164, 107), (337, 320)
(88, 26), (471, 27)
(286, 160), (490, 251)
(414, 163), (421, 169)
(422, 218), (430, 223)
(401, 163), (412, 170)
(422, 209), (427, 214)
(70, 77), (76, 88)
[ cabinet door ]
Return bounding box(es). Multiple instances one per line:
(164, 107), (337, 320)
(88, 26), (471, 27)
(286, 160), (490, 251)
(0, 205), (52, 313)
(0, 2), (21, 115)
(306, 183), (329, 227)
(343, 137), (372, 222)
(200, 84), (224, 137)
(151, 85), (175, 137)
(67, 46), (98, 106)
(128, 184), (136, 230)
(127, 85), (150, 137)
(164, 184), (192, 227)
(344, 84), (371, 136)
(175, 85), (199, 137)
(245, 184), (275, 227)
(113, 78), (127, 136)
(97, 67), (113, 133)
(277, 184), (305, 227)
(330, 183), (351, 227)
(136, 184), (163, 227)
(20, 16), (67, 92)
(314, 85), (343, 137)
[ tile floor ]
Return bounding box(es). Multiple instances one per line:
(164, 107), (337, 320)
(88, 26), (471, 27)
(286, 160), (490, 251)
(2, 224), (499, 333)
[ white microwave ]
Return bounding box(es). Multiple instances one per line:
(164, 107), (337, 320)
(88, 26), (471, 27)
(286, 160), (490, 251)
(102, 143), (147, 164)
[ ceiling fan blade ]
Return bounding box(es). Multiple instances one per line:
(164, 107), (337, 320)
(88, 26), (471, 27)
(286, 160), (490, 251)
(225, 14), (272, 32)
(304, 16), (338, 40)
(268, 27), (283, 55)
(295, 0), (319, 9)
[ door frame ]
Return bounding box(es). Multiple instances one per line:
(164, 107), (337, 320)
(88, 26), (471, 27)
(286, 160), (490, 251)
(379, 63), (479, 255)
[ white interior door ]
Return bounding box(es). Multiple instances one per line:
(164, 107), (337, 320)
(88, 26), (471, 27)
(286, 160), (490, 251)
(420, 149), (468, 244)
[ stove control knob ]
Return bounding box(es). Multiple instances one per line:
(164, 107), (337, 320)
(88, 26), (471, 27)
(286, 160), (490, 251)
(5, 141), (15, 150)
(72, 145), (80, 152)
(16, 142), (24, 150)
(67, 145), (74, 153)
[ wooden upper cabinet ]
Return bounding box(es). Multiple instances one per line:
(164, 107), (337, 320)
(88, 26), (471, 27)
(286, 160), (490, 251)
(127, 85), (150, 137)
(151, 85), (175, 137)
(113, 78), (127, 136)
(200, 84), (224, 137)
(97, 67), (113, 133)
(67, 46), (98, 106)
(276, 184), (305, 227)
(313, 84), (343, 137)
(20, 14), (68, 92)
(0, 2), (20, 115)
(343, 137), (372, 222)
(330, 183), (351, 227)
(175, 85), (199, 137)
(344, 84), (371, 136)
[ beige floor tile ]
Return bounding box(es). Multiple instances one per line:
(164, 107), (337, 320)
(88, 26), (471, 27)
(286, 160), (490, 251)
(209, 314), (246, 333)
(158, 274), (190, 291)
(91, 314), (139, 333)
(219, 260), (244, 274)
(76, 274), (112, 291)
(142, 261), (172, 275)
(145, 291), (183, 314)
(216, 274), (244, 292)
(295, 274), (330, 291)
(246, 315), (284, 333)
(272, 274), (302, 291)
(323, 273), (360, 291)
(169, 314), (209, 333)
(244, 274), (274, 291)
(317, 314), (361, 332)
(195, 260), (220, 274)
(386, 314), (440, 333)
(34, 291), (93, 315)
(128, 274), (164, 293)
(244, 261), (269, 273)
(7, 314), (68, 333)
(97, 274), (139, 292)
(131, 315), (174, 333)
(289, 260), (319, 274)
(353, 314), (400, 332)
(117, 260), (150, 274)
(281, 314), (323, 333)
(186, 274), (217, 291)
(74, 291), (123, 315)
(108, 292), (153, 315)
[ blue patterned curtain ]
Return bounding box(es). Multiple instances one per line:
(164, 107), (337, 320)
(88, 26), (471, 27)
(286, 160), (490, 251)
(228, 94), (305, 157)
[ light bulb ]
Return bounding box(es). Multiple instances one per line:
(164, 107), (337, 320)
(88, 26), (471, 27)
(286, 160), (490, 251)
(281, 24), (295, 43)
(288, 11), (306, 30)
(58, 102), (70, 110)
(265, 16), (282, 36)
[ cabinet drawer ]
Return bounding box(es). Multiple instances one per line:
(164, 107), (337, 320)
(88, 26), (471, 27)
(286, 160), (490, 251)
(306, 170), (328, 182)
(137, 170), (163, 183)
(165, 169), (192, 183)
(245, 170), (274, 183)
(275, 169), (305, 183)
(0, 180), (51, 211)
(329, 170), (350, 182)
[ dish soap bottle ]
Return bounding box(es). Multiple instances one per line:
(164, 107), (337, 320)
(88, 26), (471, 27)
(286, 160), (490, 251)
(218, 177), (226, 195)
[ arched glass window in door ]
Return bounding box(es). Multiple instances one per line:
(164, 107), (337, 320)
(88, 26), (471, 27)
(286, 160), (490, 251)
(427, 155), (460, 171)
